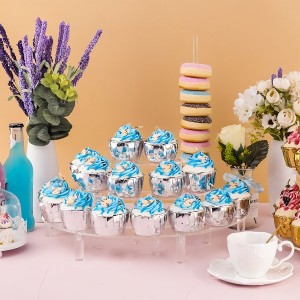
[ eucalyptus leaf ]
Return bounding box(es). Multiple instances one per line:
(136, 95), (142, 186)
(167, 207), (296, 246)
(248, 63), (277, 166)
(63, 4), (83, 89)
(28, 135), (49, 146)
(48, 103), (65, 116)
(37, 127), (51, 142)
(43, 109), (60, 126)
(27, 124), (47, 136)
(61, 101), (75, 117)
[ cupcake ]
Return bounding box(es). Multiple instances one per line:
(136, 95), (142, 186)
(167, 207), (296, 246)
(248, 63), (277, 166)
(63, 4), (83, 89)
(91, 193), (128, 236)
(291, 210), (300, 247)
(108, 161), (144, 197)
(109, 124), (143, 161)
(223, 178), (251, 219)
(70, 147), (111, 192)
(144, 128), (178, 162)
(149, 160), (184, 197)
(60, 189), (93, 231)
(183, 151), (216, 193)
(39, 177), (71, 223)
(168, 193), (204, 232)
(131, 194), (167, 236)
(282, 126), (300, 169)
(203, 188), (235, 226)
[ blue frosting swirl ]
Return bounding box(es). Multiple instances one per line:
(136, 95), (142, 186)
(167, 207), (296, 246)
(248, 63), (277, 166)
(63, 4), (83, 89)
(174, 193), (202, 210)
(41, 177), (70, 198)
(113, 124), (141, 141)
(147, 128), (175, 144)
(93, 193), (126, 215)
(223, 179), (250, 195)
(154, 160), (181, 176)
(111, 161), (141, 178)
(205, 189), (232, 205)
(73, 148), (110, 171)
(64, 189), (93, 210)
(134, 195), (163, 215)
(186, 151), (214, 169)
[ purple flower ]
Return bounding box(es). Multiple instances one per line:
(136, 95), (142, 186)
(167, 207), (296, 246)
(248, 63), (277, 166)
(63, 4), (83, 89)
(8, 80), (28, 116)
(22, 37), (37, 88)
(54, 21), (65, 66)
(17, 40), (25, 62)
(59, 45), (70, 73)
(0, 39), (14, 80)
(0, 23), (17, 61)
(35, 21), (47, 70)
(271, 73), (276, 85)
(72, 29), (102, 85)
(43, 36), (53, 64)
(33, 17), (42, 50)
(18, 68), (34, 116)
(277, 67), (283, 78)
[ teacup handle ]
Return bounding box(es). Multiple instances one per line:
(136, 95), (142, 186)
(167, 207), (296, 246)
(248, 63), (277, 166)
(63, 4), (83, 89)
(270, 240), (295, 269)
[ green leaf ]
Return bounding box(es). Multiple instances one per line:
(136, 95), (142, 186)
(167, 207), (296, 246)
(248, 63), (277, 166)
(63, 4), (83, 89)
(48, 103), (66, 116)
(8, 95), (18, 101)
(50, 83), (59, 93)
(37, 127), (51, 142)
(28, 135), (49, 146)
(49, 117), (72, 133)
(43, 109), (60, 126)
(60, 100), (75, 117)
(27, 124), (47, 137)
(244, 140), (269, 169)
(54, 89), (65, 100)
(53, 63), (61, 75)
(50, 131), (69, 140)
(41, 78), (51, 88)
(33, 94), (44, 107)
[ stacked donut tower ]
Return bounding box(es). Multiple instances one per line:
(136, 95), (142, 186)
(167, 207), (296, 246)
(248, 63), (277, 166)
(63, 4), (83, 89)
(178, 36), (212, 159)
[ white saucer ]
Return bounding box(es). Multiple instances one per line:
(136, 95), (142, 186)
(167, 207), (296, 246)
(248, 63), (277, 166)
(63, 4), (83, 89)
(207, 257), (293, 286)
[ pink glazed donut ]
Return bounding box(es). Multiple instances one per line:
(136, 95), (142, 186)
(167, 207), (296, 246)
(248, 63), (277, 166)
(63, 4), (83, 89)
(180, 140), (211, 154)
(179, 128), (210, 142)
(180, 63), (212, 78)
(178, 76), (210, 91)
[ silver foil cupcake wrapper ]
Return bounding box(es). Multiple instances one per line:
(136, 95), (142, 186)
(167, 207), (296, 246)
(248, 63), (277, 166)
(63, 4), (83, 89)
(61, 209), (91, 231)
(91, 209), (129, 236)
(70, 165), (110, 192)
(109, 139), (144, 162)
(233, 197), (251, 220)
(168, 209), (205, 233)
(131, 210), (167, 236)
(149, 174), (184, 197)
(203, 204), (235, 227)
(144, 140), (178, 163)
(40, 202), (62, 223)
(108, 175), (144, 198)
(184, 170), (216, 193)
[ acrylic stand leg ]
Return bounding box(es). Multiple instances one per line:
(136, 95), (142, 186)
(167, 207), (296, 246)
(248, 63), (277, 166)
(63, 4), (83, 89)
(75, 232), (84, 261)
(176, 235), (186, 263)
(236, 218), (246, 232)
(44, 222), (53, 237)
(152, 237), (160, 256)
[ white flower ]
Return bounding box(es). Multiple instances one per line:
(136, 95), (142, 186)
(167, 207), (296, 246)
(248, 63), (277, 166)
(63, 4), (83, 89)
(233, 87), (263, 122)
(277, 108), (296, 128)
(287, 71), (300, 101)
(293, 99), (300, 115)
(266, 88), (281, 105)
(261, 114), (278, 129)
(257, 80), (272, 93)
(273, 78), (290, 91)
(218, 124), (246, 151)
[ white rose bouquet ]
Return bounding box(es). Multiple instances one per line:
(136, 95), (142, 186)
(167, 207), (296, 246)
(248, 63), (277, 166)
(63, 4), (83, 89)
(217, 124), (269, 171)
(233, 67), (300, 141)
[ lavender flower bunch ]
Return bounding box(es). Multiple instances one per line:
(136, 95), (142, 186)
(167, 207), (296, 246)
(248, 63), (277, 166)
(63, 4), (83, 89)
(0, 18), (102, 145)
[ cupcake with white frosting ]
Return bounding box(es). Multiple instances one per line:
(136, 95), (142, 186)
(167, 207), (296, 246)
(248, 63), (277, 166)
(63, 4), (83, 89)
(70, 147), (111, 192)
(144, 128), (178, 162)
(108, 160), (144, 197)
(149, 160), (184, 197)
(39, 177), (71, 223)
(131, 194), (167, 236)
(109, 124), (143, 161)
(60, 189), (93, 231)
(169, 193), (204, 232)
(91, 193), (128, 236)
(203, 188), (235, 226)
(183, 151), (215, 193)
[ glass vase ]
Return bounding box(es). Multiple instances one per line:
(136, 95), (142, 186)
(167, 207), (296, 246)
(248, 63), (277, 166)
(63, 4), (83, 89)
(230, 167), (259, 229)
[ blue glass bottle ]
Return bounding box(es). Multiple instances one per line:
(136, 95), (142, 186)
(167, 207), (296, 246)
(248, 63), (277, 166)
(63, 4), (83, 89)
(4, 123), (35, 231)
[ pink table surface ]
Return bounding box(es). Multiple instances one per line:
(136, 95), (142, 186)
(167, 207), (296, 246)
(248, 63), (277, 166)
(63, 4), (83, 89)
(1, 204), (298, 300)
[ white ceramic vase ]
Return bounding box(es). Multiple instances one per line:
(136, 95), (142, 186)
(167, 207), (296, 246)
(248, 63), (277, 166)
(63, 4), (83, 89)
(27, 141), (59, 222)
(267, 140), (295, 206)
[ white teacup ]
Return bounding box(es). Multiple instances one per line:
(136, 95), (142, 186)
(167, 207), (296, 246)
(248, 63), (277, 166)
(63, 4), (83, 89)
(227, 231), (294, 279)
